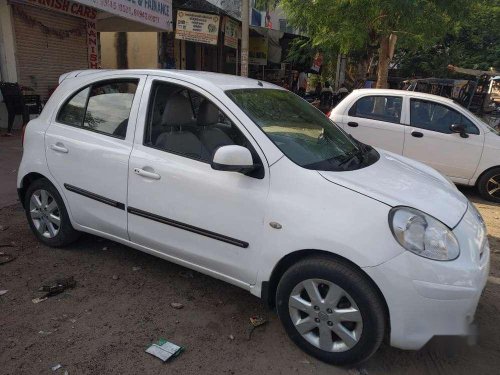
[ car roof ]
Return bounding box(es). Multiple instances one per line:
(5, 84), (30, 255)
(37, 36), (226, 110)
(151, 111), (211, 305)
(350, 88), (457, 105)
(59, 69), (281, 91)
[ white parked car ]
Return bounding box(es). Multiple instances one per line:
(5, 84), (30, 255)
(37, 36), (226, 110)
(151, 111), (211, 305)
(329, 89), (500, 202)
(18, 70), (489, 365)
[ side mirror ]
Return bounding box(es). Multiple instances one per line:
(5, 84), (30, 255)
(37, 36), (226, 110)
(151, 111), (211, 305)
(450, 123), (469, 138)
(211, 145), (256, 174)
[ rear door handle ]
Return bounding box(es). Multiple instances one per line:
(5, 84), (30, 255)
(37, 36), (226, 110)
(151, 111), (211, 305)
(347, 122), (358, 127)
(411, 131), (424, 138)
(134, 168), (161, 180)
(50, 143), (69, 153)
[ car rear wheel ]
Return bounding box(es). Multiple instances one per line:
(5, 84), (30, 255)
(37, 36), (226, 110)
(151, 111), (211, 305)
(477, 167), (500, 203)
(276, 256), (385, 365)
(24, 178), (80, 247)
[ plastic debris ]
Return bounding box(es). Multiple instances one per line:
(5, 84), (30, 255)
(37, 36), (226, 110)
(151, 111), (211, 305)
(146, 339), (184, 362)
(0, 225), (8, 231)
(0, 290), (8, 296)
(51, 364), (62, 371)
(33, 277), (76, 303)
(170, 302), (184, 309)
(228, 334), (235, 340)
(132, 266), (141, 272)
(250, 316), (267, 327)
(112, 275), (119, 280)
(32, 297), (48, 304)
(102, 246), (108, 251)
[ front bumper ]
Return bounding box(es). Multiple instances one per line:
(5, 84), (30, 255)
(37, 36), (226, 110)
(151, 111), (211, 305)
(364, 205), (490, 350)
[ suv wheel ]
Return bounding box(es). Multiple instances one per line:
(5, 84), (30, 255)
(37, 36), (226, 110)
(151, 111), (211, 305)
(276, 257), (385, 365)
(24, 178), (80, 247)
(477, 167), (500, 203)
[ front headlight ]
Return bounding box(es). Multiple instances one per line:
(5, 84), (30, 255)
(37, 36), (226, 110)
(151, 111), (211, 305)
(389, 207), (460, 261)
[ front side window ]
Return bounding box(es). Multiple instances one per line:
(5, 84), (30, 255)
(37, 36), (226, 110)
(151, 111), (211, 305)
(226, 88), (379, 171)
(348, 95), (402, 124)
(145, 81), (259, 165)
(410, 99), (479, 135)
(56, 80), (138, 139)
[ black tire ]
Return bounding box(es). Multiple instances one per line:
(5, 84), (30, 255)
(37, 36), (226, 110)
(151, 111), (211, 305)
(276, 256), (385, 366)
(24, 178), (80, 247)
(477, 167), (500, 203)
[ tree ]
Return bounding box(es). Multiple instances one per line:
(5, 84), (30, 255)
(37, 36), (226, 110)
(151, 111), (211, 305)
(280, 0), (474, 88)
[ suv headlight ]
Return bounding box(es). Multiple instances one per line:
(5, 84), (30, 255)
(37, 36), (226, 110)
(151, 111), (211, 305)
(389, 207), (460, 261)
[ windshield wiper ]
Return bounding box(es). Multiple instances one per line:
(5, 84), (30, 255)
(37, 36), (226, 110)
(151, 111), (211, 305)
(338, 147), (364, 167)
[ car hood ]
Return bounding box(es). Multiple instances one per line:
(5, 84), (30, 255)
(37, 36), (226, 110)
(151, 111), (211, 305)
(318, 149), (468, 228)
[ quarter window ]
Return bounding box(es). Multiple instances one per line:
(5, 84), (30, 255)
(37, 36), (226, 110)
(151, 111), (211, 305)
(57, 80), (138, 139)
(410, 99), (479, 135)
(348, 96), (402, 124)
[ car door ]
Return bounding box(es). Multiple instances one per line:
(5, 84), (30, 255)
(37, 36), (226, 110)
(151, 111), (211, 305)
(45, 76), (145, 239)
(342, 94), (405, 153)
(403, 98), (484, 181)
(126, 76), (269, 285)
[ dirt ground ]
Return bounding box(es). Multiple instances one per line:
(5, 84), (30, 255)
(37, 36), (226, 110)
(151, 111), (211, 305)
(0, 187), (499, 375)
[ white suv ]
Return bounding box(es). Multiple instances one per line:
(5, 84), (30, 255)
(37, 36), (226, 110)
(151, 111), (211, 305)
(329, 89), (500, 202)
(18, 70), (489, 365)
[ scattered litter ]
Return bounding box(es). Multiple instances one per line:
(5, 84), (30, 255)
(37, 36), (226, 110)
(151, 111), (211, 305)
(132, 266), (141, 272)
(39, 330), (52, 336)
(488, 276), (500, 285)
(145, 338), (184, 362)
(247, 315), (268, 340)
(64, 371), (68, 375)
(0, 253), (16, 265)
(228, 334), (235, 340)
(0, 225), (8, 231)
(102, 246), (108, 251)
(250, 316), (267, 327)
(112, 275), (119, 280)
(0, 290), (8, 296)
(32, 297), (48, 304)
(33, 276), (76, 303)
(299, 359), (311, 365)
(51, 364), (62, 371)
(69, 319), (77, 323)
(179, 271), (194, 279)
(170, 302), (184, 309)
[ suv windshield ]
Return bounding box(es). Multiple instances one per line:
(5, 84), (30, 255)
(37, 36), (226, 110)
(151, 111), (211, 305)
(226, 88), (379, 171)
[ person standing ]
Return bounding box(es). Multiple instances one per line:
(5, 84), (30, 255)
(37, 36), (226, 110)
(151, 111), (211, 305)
(298, 69), (308, 97)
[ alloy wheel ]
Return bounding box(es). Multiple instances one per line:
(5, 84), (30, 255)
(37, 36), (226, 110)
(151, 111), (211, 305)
(29, 189), (61, 239)
(486, 174), (500, 199)
(288, 278), (363, 353)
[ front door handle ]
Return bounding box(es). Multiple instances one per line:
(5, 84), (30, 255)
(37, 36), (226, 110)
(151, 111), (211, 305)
(50, 143), (69, 153)
(411, 131), (424, 138)
(347, 122), (359, 127)
(134, 168), (161, 180)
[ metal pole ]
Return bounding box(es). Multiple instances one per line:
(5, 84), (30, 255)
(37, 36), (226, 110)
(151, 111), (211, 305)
(241, 0), (249, 77)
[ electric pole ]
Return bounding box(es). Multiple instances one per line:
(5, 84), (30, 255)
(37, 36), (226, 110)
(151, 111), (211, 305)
(241, 0), (249, 77)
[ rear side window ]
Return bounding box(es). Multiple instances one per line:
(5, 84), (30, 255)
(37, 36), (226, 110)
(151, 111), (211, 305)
(348, 95), (402, 124)
(56, 80), (138, 139)
(410, 99), (479, 135)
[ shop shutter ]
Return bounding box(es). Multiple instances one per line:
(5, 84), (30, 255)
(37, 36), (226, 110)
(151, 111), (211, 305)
(12, 4), (88, 100)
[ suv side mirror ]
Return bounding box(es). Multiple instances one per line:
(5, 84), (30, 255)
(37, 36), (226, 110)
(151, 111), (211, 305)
(211, 145), (256, 174)
(450, 123), (469, 138)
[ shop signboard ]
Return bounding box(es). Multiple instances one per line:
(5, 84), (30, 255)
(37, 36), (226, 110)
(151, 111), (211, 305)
(76, 0), (173, 30)
(223, 16), (239, 49)
(249, 36), (267, 65)
(175, 11), (220, 45)
(21, 0), (97, 19)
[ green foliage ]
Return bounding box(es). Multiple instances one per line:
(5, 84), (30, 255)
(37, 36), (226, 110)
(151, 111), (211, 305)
(280, 0), (474, 58)
(397, 1), (500, 77)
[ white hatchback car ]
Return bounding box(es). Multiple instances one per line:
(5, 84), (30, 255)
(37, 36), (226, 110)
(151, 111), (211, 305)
(329, 89), (500, 202)
(18, 70), (489, 365)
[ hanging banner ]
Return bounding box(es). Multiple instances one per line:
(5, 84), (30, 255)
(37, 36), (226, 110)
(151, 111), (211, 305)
(223, 16), (239, 49)
(175, 10), (220, 45)
(249, 36), (267, 65)
(86, 19), (100, 68)
(77, 0), (172, 30)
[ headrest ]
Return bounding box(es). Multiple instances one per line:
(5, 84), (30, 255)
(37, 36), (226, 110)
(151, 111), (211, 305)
(197, 99), (219, 126)
(161, 93), (193, 126)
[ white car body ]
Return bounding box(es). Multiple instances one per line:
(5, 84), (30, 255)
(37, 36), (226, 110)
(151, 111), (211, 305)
(17, 70), (489, 355)
(329, 89), (500, 187)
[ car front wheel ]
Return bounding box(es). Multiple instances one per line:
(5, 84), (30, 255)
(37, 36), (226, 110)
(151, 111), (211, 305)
(276, 256), (386, 365)
(24, 178), (80, 247)
(478, 167), (500, 203)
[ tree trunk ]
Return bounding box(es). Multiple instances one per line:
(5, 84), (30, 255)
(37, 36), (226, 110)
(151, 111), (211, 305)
(375, 35), (390, 89)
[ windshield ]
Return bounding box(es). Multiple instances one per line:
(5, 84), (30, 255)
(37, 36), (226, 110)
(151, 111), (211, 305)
(226, 88), (379, 171)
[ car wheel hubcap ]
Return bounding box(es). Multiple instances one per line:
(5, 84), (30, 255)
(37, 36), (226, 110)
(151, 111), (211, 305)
(486, 175), (500, 198)
(288, 278), (363, 352)
(29, 189), (60, 239)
